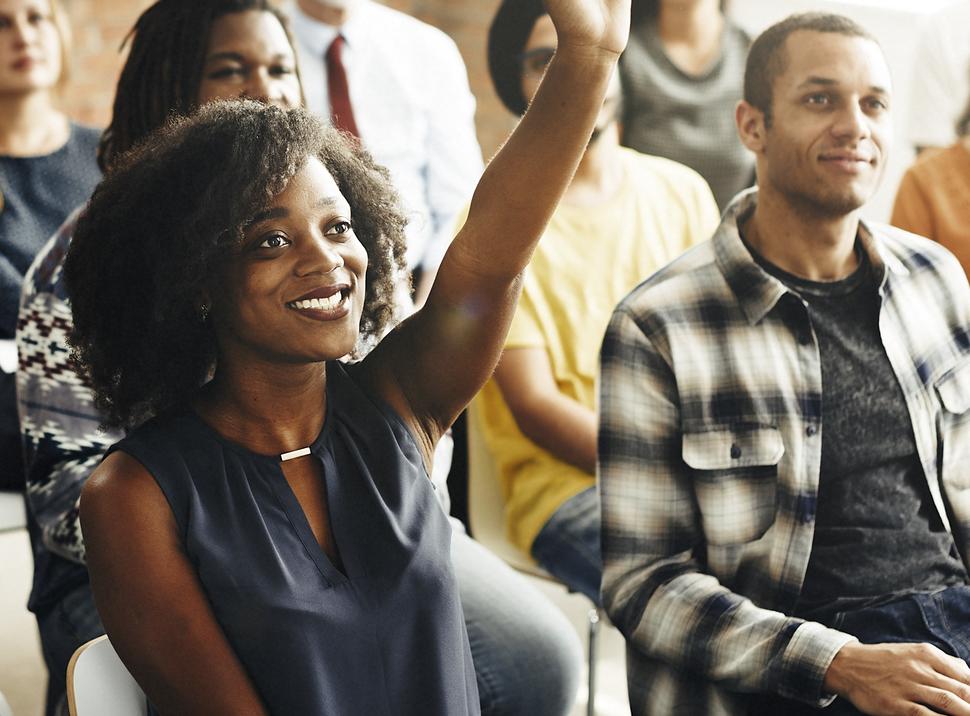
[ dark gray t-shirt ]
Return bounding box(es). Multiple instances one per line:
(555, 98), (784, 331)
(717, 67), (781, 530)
(750, 244), (968, 621)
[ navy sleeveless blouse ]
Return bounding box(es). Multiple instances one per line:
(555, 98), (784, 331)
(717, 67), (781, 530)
(110, 361), (479, 715)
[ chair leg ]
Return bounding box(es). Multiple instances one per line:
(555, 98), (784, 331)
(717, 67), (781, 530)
(586, 607), (601, 716)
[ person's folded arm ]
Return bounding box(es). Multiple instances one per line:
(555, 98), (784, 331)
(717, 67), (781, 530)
(494, 346), (596, 474)
(81, 451), (268, 716)
(598, 306), (854, 705)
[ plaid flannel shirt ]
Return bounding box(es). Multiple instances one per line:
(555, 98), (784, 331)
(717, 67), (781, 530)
(599, 189), (970, 715)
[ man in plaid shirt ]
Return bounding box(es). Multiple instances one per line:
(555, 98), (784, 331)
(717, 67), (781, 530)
(600, 12), (970, 716)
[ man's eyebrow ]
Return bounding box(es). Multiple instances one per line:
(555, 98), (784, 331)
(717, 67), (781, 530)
(796, 76), (890, 95)
(796, 76), (838, 89)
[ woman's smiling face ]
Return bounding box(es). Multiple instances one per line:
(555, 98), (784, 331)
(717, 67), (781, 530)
(212, 155), (368, 366)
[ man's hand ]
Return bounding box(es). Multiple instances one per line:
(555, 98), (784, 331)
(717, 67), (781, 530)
(825, 642), (970, 715)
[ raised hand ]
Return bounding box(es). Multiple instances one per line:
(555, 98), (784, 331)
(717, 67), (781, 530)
(544, 0), (631, 59)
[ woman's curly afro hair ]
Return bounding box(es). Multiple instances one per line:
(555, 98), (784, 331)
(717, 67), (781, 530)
(65, 101), (409, 430)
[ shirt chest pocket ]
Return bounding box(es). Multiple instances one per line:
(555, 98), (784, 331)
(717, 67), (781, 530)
(936, 360), (970, 417)
(682, 424), (784, 545)
(934, 360), (970, 490)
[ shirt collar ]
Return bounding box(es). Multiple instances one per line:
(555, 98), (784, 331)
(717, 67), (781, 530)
(714, 188), (908, 325)
(288, 1), (371, 56)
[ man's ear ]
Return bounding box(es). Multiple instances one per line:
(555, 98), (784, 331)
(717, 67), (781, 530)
(736, 100), (767, 153)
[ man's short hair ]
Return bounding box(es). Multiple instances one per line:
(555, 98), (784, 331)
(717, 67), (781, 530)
(744, 12), (877, 126)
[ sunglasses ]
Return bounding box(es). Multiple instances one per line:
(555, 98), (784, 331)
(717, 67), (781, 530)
(517, 46), (556, 76)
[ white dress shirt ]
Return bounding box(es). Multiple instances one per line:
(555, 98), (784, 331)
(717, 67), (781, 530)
(287, 1), (484, 273)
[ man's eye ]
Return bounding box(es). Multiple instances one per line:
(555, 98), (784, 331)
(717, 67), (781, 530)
(806, 93), (830, 105)
(258, 234), (290, 249)
(271, 65), (295, 76)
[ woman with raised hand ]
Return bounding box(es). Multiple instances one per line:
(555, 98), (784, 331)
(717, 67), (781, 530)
(20, 2), (592, 714)
(66, 0), (629, 713)
(0, 0), (98, 489)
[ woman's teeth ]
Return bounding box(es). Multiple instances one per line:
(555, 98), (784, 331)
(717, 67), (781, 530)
(288, 293), (345, 311)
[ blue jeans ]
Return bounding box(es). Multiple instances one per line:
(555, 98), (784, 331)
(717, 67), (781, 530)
(36, 526), (582, 716)
(530, 486), (602, 604)
(748, 585), (970, 715)
(452, 523), (583, 715)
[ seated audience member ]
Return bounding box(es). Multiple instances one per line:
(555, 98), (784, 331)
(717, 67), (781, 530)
(64, 0), (630, 712)
(17, 2), (584, 714)
(891, 88), (970, 277)
(0, 0), (99, 490)
(286, 0), (484, 305)
(619, 0), (752, 210)
(474, 0), (718, 604)
(599, 12), (970, 716)
(907, 0), (970, 153)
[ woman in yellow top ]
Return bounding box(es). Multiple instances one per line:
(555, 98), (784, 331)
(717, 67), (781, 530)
(891, 91), (970, 277)
(476, 0), (718, 604)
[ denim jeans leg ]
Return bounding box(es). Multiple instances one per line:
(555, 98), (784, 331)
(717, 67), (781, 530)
(451, 525), (583, 716)
(36, 582), (105, 716)
(530, 487), (602, 604)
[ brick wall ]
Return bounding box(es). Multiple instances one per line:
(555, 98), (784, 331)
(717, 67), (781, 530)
(59, 0), (516, 158)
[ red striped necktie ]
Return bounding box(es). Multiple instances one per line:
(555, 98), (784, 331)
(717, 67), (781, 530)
(325, 34), (360, 139)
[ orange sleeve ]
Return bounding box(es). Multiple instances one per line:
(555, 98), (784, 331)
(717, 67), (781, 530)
(891, 168), (936, 239)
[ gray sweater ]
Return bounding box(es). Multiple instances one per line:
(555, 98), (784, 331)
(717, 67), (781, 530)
(619, 19), (753, 211)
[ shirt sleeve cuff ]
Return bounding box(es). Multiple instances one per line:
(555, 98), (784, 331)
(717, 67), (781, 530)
(776, 621), (858, 706)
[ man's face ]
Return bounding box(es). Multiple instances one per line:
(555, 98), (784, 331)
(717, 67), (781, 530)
(755, 30), (892, 217)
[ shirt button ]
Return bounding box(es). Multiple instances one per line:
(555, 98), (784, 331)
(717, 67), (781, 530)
(805, 425), (817, 437)
(798, 331), (812, 345)
(730, 444), (742, 459)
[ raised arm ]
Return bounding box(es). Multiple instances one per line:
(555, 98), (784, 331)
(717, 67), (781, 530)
(366, 0), (630, 451)
(81, 452), (268, 716)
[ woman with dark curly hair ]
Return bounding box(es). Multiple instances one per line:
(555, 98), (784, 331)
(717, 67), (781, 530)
(67, 0), (630, 712)
(20, 2), (588, 715)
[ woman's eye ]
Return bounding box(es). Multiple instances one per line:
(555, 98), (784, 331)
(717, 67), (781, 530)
(258, 234), (290, 249)
(325, 221), (352, 237)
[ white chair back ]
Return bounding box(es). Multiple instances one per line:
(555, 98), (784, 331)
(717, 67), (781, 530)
(67, 635), (147, 716)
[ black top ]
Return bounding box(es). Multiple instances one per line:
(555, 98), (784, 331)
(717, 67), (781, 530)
(0, 123), (100, 338)
(749, 245), (968, 620)
(111, 361), (479, 715)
